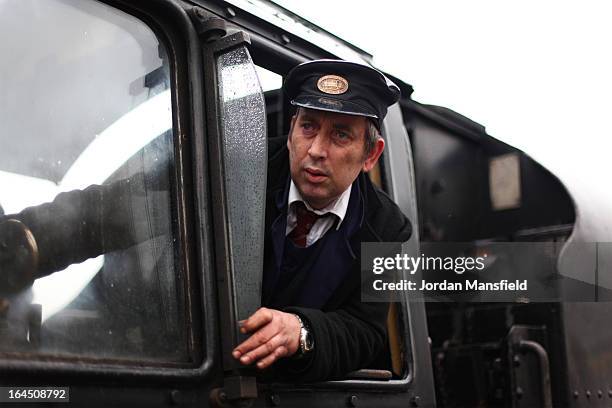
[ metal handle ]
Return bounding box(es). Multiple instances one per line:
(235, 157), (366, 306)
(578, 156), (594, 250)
(346, 369), (393, 381)
(518, 340), (553, 408)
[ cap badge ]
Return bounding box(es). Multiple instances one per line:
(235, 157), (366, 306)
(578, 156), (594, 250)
(317, 75), (349, 95)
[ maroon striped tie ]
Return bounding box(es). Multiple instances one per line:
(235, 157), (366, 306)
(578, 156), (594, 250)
(288, 202), (323, 247)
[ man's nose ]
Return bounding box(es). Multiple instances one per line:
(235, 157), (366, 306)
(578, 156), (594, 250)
(307, 134), (328, 160)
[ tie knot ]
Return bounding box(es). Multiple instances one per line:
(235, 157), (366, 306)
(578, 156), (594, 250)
(294, 202), (322, 229)
(288, 202), (329, 247)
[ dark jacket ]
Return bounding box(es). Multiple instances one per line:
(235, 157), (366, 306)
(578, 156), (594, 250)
(264, 136), (412, 382)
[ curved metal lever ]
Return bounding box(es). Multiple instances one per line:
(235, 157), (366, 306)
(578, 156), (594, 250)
(518, 340), (553, 408)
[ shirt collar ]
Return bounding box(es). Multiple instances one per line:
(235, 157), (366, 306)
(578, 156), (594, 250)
(288, 181), (352, 230)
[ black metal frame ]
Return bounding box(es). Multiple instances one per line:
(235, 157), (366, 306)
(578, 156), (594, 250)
(0, 0), (217, 383)
(197, 16), (255, 375)
(185, 0), (371, 65)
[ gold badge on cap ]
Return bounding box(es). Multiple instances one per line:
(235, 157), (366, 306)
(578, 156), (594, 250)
(317, 75), (349, 95)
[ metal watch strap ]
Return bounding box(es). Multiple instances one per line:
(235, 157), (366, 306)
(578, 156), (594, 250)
(293, 313), (313, 357)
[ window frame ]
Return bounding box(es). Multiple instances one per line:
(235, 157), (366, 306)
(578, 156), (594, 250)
(0, 0), (216, 382)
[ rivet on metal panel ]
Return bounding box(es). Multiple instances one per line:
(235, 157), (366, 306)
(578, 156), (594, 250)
(513, 355), (521, 367)
(269, 394), (280, 406)
(281, 34), (291, 44)
(573, 390), (579, 399)
(347, 395), (359, 407)
(598, 390), (603, 398)
(226, 7), (236, 18)
(608, 389), (612, 398)
(209, 388), (230, 408)
(515, 387), (523, 399)
(410, 396), (421, 407)
(586, 390), (591, 398)
(493, 357), (502, 370)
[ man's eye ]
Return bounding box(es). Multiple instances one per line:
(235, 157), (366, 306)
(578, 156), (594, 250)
(300, 123), (317, 136)
(335, 131), (350, 141)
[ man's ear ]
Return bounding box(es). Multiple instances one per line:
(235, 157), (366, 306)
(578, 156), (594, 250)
(362, 137), (385, 172)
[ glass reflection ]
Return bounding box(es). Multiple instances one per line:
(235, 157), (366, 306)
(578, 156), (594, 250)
(0, 0), (188, 363)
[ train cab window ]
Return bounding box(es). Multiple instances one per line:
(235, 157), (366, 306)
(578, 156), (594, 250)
(0, 0), (191, 364)
(255, 65), (283, 92)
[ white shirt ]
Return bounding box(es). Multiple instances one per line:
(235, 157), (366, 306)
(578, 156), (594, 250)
(285, 181), (352, 247)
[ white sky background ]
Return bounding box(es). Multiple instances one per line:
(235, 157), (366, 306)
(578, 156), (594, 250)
(273, 0), (612, 237)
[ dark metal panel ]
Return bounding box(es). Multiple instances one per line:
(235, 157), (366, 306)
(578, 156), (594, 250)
(511, 303), (612, 408)
(249, 31), (309, 71)
(408, 114), (485, 242)
(405, 104), (575, 242)
(402, 100), (486, 143)
(253, 387), (434, 408)
(561, 302), (612, 408)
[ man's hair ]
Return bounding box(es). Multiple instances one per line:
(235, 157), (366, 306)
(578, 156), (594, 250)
(292, 107), (382, 156)
(364, 119), (381, 156)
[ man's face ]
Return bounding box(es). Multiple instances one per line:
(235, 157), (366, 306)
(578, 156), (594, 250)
(287, 108), (384, 209)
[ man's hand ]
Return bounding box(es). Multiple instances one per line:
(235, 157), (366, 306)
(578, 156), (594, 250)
(0, 219), (38, 295)
(232, 307), (302, 369)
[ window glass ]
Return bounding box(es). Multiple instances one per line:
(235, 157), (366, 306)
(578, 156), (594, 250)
(255, 64), (291, 139)
(216, 47), (267, 321)
(0, 0), (189, 363)
(255, 66), (282, 92)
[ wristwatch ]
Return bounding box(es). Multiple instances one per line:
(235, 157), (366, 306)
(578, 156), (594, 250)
(293, 314), (314, 357)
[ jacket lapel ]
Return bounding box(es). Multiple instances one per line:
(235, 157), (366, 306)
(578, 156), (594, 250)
(323, 173), (383, 310)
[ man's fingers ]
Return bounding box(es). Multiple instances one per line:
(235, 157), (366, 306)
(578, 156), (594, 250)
(256, 345), (288, 369)
(233, 316), (280, 357)
(238, 333), (286, 365)
(240, 307), (274, 333)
